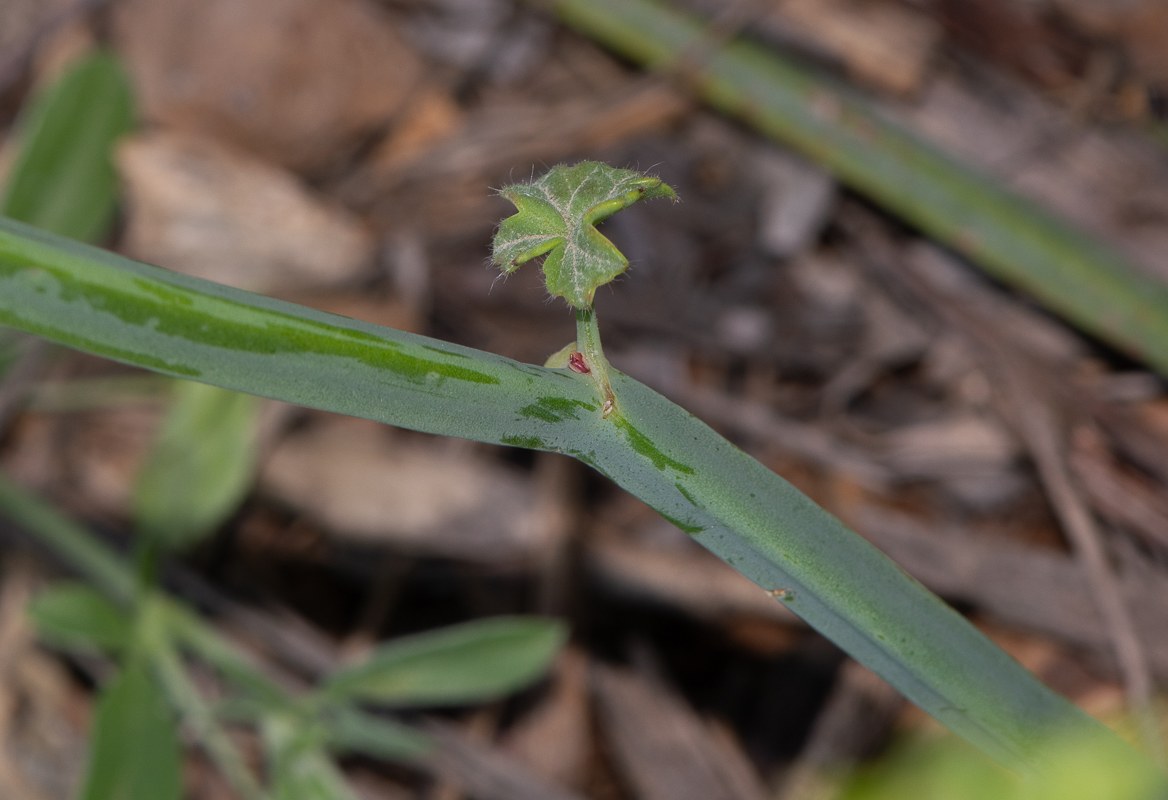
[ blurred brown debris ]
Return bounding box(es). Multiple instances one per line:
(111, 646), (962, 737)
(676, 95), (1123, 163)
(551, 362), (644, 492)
(0, 0), (91, 93)
(767, 0), (941, 95)
(500, 647), (593, 790)
(112, 0), (423, 173)
(261, 416), (563, 563)
(0, 557), (88, 800)
(592, 661), (769, 800)
(118, 131), (375, 293)
(775, 661), (902, 800)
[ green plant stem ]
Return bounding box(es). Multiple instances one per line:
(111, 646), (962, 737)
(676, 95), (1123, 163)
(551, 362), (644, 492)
(575, 307), (616, 417)
(145, 602), (268, 800)
(537, 0), (1168, 379)
(133, 536), (161, 596)
(0, 474), (135, 604)
(162, 604), (293, 710)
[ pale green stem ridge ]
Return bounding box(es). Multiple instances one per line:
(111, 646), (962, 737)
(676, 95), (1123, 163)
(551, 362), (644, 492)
(574, 307), (616, 417)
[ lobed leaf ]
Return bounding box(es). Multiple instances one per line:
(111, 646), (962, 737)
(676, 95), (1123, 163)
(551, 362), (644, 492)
(320, 617), (567, 707)
(492, 161), (676, 308)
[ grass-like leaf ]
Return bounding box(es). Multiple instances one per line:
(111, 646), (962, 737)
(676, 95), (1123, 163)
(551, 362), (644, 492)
(319, 708), (431, 762)
(0, 216), (1153, 776)
(320, 617), (567, 707)
(492, 161), (675, 308)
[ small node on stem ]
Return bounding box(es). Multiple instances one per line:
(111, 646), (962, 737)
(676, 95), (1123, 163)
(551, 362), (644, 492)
(568, 351), (590, 374)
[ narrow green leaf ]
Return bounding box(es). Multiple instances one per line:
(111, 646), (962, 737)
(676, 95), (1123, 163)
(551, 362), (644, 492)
(0, 218), (1152, 776)
(1, 50), (134, 241)
(133, 380), (260, 549)
(321, 617), (566, 707)
(0, 49), (134, 405)
(78, 663), (183, 800)
(27, 582), (131, 653)
(492, 162), (676, 308)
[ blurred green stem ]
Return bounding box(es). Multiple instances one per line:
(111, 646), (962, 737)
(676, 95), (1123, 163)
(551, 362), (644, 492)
(145, 599), (268, 800)
(0, 473), (434, 764)
(0, 474), (134, 603)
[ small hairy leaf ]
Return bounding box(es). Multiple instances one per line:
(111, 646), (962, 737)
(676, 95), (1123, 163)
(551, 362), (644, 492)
(133, 380), (260, 549)
(27, 582), (131, 653)
(79, 663), (183, 800)
(320, 617), (566, 707)
(492, 162), (676, 308)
